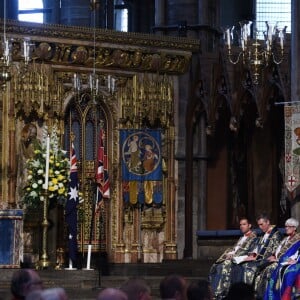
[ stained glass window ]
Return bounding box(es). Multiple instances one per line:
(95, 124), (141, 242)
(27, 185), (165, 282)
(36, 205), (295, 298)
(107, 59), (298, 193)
(18, 0), (43, 23)
(256, 0), (291, 38)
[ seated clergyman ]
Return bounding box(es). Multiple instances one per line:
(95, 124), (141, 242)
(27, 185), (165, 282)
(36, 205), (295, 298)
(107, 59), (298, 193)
(230, 213), (282, 288)
(254, 218), (300, 299)
(260, 218), (300, 300)
(209, 217), (257, 299)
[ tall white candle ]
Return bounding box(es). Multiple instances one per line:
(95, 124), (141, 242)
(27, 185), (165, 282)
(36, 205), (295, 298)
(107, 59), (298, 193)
(279, 30), (284, 49)
(268, 25), (273, 44)
(86, 244), (92, 270)
(44, 135), (50, 190)
(225, 29), (230, 46)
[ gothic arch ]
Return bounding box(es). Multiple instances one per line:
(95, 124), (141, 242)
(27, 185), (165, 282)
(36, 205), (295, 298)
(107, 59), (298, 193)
(63, 90), (114, 258)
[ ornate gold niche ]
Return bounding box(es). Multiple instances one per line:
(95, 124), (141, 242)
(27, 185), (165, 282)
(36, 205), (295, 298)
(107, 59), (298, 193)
(1, 20), (198, 264)
(114, 73), (176, 263)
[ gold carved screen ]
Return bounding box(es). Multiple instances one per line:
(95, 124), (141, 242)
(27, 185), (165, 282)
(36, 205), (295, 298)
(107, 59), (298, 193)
(64, 92), (109, 254)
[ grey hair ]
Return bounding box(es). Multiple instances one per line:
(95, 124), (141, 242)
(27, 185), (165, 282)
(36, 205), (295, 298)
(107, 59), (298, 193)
(285, 218), (299, 228)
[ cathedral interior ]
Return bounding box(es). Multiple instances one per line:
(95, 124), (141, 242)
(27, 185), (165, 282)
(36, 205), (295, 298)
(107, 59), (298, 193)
(0, 0), (299, 271)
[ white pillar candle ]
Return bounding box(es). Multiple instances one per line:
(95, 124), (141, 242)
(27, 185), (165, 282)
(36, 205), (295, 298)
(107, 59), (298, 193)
(86, 244), (92, 269)
(4, 39), (9, 57)
(268, 25), (273, 44)
(225, 29), (231, 47)
(279, 30), (284, 49)
(44, 135), (50, 190)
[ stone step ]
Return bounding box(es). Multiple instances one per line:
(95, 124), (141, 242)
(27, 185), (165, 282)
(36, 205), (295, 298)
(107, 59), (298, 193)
(0, 260), (213, 300)
(108, 259), (214, 277)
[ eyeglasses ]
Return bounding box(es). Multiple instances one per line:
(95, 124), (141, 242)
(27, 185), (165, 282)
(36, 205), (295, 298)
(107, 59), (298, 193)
(285, 225), (295, 228)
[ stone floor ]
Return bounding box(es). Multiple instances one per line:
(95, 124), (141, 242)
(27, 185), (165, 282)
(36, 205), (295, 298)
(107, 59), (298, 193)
(0, 259), (213, 300)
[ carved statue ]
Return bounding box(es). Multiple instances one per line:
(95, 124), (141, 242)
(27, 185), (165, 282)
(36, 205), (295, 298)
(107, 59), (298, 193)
(20, 123), (39, 159)
(16, 123), (40, 203)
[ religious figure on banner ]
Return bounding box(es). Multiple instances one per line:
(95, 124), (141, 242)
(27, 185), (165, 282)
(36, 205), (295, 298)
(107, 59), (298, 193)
(126, 135), (141, 172)
(294, 127), (300, 147)
(121, 130), (162, 181)
(143, 144), (158, 172)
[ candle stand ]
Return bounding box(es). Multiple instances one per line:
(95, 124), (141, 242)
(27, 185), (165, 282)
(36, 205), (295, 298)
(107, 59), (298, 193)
(37, 190), (51, 269)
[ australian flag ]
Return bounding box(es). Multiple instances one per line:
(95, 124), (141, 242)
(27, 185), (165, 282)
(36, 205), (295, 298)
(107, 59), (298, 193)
(95, 128), (110, 213)
(65, 142), (79, 264)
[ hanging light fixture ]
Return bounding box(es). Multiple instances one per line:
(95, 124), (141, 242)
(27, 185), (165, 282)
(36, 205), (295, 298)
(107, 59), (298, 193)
(89, 0), (100, 103)
(0, 0), (34, 88)
(224, 21), (286, 84)
(73, 0), (116, 102)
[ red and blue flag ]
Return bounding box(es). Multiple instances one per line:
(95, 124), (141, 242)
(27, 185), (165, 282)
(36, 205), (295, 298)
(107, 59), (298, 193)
(95, 129), (110, 212)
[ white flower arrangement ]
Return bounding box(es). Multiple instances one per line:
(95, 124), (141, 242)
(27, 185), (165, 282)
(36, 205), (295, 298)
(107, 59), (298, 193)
(22, 124), (70, 208)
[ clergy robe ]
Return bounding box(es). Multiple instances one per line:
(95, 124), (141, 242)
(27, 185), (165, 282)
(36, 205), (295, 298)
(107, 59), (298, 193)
(209, 230), (257, 299)
(255, 233), (300, 299)
(264, 242), (300, 300)
(230, 226), (282, 287)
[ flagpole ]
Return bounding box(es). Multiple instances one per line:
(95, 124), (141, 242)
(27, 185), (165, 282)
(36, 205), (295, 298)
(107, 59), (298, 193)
(65, 138), (79, 270)
(94, 187), (103, 289)
(85, 110), (99, 271)
(65, 110), (77, 270)
(89, 118), (110, 278)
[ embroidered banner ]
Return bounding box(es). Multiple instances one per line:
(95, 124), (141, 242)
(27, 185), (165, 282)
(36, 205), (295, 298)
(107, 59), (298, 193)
(122, 181), (163, 205)
(120, 130), (162, 181)
(284, 105), (300, 200)
(120, 130), (163, 205)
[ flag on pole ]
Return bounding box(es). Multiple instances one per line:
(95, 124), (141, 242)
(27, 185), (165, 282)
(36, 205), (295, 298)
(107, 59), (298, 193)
(95, 129), (110, 212)
(65, 142), (79, 264)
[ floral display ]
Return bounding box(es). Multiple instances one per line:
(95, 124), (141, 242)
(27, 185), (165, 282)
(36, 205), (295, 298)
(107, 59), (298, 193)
(22, 125), (70, 208)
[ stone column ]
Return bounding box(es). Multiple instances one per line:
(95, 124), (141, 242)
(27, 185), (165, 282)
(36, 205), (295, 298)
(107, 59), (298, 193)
(197, 115), (207, 231)
(43, 0), (61, 25)
(165, 0), (198, 37)
(162, 0), (198, 259)
(60, 0), (91, 27)
(164, 125), (177, 260)
(0, 0), (18, 20)
(165, 0), (198, 25)
(8, 91), (16, 208)
(154, 0), (165, 35)
(155, 0), (165, 27)
(8, 0), (18, 20)
(291, 0), (300, 220)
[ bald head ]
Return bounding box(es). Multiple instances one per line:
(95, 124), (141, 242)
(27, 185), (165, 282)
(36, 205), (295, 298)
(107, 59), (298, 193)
(97, 288), (128, 300)
(11, 269), (43, 299)
(120, 278), (151, 300)
(160, 274), (187, 300)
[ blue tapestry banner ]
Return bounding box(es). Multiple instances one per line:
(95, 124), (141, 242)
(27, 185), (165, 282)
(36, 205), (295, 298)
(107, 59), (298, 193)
(120, 130), (162, 181)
